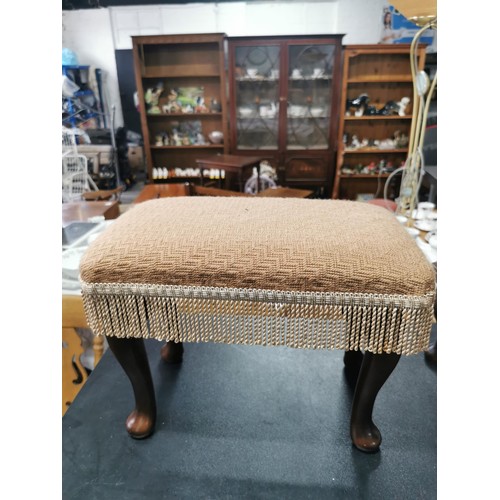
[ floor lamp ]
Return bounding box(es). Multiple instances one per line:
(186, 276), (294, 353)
(388, 1), (437, 217)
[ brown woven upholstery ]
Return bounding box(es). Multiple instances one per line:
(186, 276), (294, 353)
(80, 198), (436, 354)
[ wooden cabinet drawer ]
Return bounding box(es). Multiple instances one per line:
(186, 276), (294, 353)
(285, 156), (330, 181)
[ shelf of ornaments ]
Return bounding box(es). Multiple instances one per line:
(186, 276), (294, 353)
(339, 174), (392, 179)
(235, 77), (333, 82)
(150, 144), (223, 149)
(343, 115), (412, 121)
(141, 70), (221, 78)
(147, 112), (222, 118)
(151, 167), (225, 181)
(346, 77), (413, 83)
(342, 148), (409, 154)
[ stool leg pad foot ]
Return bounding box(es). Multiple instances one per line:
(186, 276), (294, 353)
(126, 409), (155, 439)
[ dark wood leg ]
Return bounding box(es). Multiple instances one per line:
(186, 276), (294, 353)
(424, 341), (437, 364)
(344, 349), (364, 372)
(350, 351), (400, 453)
(160, 341), (184, 364)
(106, 336), (156, 439)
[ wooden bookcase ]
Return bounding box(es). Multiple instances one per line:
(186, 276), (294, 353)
(332, 44), (426, 200)
(228, 35), (344, 198)
(132, 34), (229, 183)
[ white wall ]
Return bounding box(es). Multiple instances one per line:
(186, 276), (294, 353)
(62, 8), (125, 126)
(62, 0), (388, 128)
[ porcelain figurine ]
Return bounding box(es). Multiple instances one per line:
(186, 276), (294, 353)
(145, 82), (164, 114)
(393, 130), (409, 148)
(346, 94), (369, 116)
(210, 98), (222, 113)
(259, 102), (277, 118)
(194, 96), (209, 113)
(376, 100), (399, 116)
(397, 97), (410, 116)
(348, 135), (362, 150)
(363, 105), (379, 116)
(171, 129), (182, 146)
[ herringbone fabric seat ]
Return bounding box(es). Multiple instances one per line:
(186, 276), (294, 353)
(80, 197), (436, 355)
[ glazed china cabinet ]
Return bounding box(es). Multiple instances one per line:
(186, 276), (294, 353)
(132, 34), (229, 183)
(228, 35), (344, 197)
(332, 44), (426, 200)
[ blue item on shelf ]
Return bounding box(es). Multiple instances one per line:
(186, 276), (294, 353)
(62, 48), (78, 66)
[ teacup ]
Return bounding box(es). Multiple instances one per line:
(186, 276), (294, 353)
(247, 68), (258, 78)
(313, 68), (324, 78)
(270, 69), (279, 79)
(417, 201), (436, 221)
(292, 69), (302, 79)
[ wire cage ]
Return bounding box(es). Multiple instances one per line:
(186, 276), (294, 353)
(62, 127), (98, 202)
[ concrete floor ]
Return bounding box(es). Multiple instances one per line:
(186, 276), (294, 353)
(63, 325), (437, 499)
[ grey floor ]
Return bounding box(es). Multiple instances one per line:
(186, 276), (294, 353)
(62, 326), (437, 500)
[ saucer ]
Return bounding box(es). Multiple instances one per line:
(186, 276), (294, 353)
(412, 209), (438, 220)
(416, 238), (437, 264)
(413, 220), (437, 232)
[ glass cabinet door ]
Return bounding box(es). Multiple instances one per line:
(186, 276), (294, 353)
(287, 44), (336, 150)
(233, 45), (280, 150)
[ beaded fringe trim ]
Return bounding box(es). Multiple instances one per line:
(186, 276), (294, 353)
(81, 282), (435, 355)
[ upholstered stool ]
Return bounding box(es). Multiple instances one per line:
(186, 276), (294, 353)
(80, 197), (436, 453)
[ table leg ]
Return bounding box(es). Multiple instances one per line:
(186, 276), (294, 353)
(93, 335), (104, 367)
(106, 336), (156, 439)
(350, 351), (400, 453)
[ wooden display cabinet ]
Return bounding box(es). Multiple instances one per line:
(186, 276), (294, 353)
(228, 35), (344, 198)
(332, 44), (426, 201)
(132, 34), (229, 183)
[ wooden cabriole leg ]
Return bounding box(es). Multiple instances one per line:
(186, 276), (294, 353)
(160, 341), (184, 364)
(343, 349), (364, 378)
(106, 336), (156, 439)
(350, 351), (400, 453)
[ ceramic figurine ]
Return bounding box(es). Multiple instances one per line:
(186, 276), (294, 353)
(196, 133), (206, 145)
(378, 138), (395, 149)
(210, 98), (222, 113)
(164, 89), (181, 114)
(145, 82), (164, 114)
(397, 97), (410, 116)
(363, 105), (379, 116)
(172, 129), (182, 146)
(376, 100), (399, 116)
(259, 102), (277, 118)
(155, 134), (163, 146)
(346, 94), (369, 116)
(349, 135), (362, 149)
(194, 96), (209, 113)
(393, 130), (409, 148)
